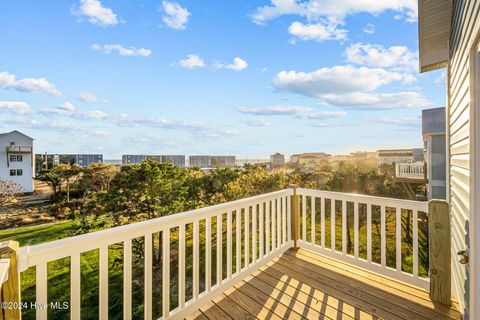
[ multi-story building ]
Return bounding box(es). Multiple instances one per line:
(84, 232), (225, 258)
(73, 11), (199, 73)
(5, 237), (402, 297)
(189, 156), (212, 168)
(122, 155), (185, 167)
(330, 155), (349, 162)
(36, 154), (103, 172)
(377, 149), (424, 166)
(270, 153), (285, 169)
(211, 156), (236, 168)
(0, 130), (34, 193)
(293, 153), (331, 170)
(422, 107), (447, 200)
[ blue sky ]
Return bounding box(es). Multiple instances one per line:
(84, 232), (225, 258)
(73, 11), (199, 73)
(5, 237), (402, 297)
(0, 0), (446, 159)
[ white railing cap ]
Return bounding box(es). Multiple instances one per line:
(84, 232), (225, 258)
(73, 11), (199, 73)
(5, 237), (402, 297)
(0, 258), (10, 285)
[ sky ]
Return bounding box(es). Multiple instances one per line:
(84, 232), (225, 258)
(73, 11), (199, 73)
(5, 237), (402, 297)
(0, 0), (447, 159)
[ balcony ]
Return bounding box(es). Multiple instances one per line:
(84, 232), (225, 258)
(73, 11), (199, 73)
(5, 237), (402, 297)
(6, 145), (32, 153)
(395, 162), (426, 181)
(0, 188), (460, 319)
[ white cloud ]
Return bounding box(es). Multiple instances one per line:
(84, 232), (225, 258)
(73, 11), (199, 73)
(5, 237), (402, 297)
(175, 54), (206, 69)
(251, 0), (418, 25)
(40, 102), (108, 120)
(242, 118), (271, 127)
(0, 71), (61, 96)
(323, 92), (432, 110)
(162, 1), (191, 30)
(273, 65), (412, 98)
(72, 0), (119, 27)
(237, 105), (346, 119)
(288, 21), (347, 42)
(77, 92), (107, 103)
(362, 23), (375, 34)
(0, 101), (31, 114)
(91, 44), (152, 57)
(345, 43), (418, 72)
(375, 116), (421, 127)
(214, 57), (248, 71)
(435, 71), (446, 86)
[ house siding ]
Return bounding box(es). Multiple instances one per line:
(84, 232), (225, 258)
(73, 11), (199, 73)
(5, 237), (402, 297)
(448, 1), (480, 318)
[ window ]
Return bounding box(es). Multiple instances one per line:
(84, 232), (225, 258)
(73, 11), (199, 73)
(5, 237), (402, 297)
(16, 169), (23, 176)
(9, 155), (17, 162)
(10, 170), (16, 176)
(16, 155), (22, 162)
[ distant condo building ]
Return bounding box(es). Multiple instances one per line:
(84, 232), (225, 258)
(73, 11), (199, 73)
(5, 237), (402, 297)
(290, 152), (331, 170)
(35, 153), (103, 172)
(0, 130), (34, 193)
(189, 155), (236, 168)
(235, 158), (269, 167)
(270, 153), (285, 169)
(377, 148), (424, 166)
(122, 155), (185, 167)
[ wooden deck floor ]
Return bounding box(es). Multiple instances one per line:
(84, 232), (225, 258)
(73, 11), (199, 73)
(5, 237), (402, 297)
(186, 248), (461, 320)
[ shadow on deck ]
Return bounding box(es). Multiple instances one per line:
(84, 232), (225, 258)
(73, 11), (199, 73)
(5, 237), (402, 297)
(187, 248), (461, 320)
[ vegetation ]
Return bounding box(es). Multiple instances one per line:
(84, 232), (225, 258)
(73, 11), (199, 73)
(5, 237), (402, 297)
(0, 160), (426, 319)
(0, 179), (23, 206)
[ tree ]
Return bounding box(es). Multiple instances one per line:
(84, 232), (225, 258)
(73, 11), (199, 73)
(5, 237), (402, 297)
(78, 163), (118, 194)
(0, 179), (23, 206)
(36, 164), (82, 201)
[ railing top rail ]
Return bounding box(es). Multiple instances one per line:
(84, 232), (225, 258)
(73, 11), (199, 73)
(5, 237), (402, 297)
(17, 188), (292, 271)
(296, 188), (428, 211)
(0, 258), (10, 285)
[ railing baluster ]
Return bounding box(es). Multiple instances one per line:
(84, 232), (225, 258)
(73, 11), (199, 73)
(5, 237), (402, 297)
(71, 253), (81, 320)
(331, 199), (335, 251)
(144, 233), (152, 320)
(227, 211), (232, 279)
(276, 198), (281, 247)
(99, 245), (108, 320)
(283, 196), (287, 245)
(162, 230), (170, 318)
(244, 208), (249, 267)
(301, 196), (306, 243)
(36, 262), (48, 320)
(367, 204), (372, 263)
(396, 207), (401, 272)
(287, 195), (291, 243)
(342, 200), (347, 254)
(321, 197), (325, 248)
(271, 200), (276, 250)
(193, 220), (199, 298)
(217, 213), (223, 285)
(266, 201), (270, 254)
(354, 203), (359, 258)
(413, 209), (419, 278)
(123, 239), (132, 320)
(381, 206), (386, 268)
(205, 217), (211, 292)
(259, 202), (264, 258)
(179, 225), (186, 308)
(236, 209), (241, 272)
(252, 205), (257, 264)
(311, 196), (315, 245)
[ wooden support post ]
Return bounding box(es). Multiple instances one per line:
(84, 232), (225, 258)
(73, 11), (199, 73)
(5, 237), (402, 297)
(0, 240), (21, 320)
(428, 200), (451, 306)
(290, 186), (300, 248)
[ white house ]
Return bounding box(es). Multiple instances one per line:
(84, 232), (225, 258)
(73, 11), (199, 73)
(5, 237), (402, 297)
(0, 130), (34, 193)
(419, 0), (480, 318)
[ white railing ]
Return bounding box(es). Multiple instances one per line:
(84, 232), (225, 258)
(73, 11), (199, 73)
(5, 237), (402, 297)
(6, 145), (32, 153)
(395, 162), (425, 180)
(296, 188), (429, 289)
(0, 259), (10, 290)
(16, 189), (293, 320)
(8, 188), (431, 319)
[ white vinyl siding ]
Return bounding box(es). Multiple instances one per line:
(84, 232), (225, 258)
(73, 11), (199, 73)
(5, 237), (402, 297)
(448, 1), (480, 318)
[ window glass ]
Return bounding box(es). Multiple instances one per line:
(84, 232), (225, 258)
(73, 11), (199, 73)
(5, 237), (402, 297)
(17, 155), (23, 162)
(10, 169), (16, 176)
(9, 155), (17, 162)
(16, 169), (23, 176)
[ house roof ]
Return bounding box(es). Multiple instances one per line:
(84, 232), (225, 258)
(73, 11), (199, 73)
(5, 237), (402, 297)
(0, 130), (34, 140)
(418, 0), (453, 73)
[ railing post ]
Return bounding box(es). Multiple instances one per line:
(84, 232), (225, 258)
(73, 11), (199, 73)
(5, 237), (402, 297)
(290, 186), (300, 248)
(0, 240), (21, 320)
(428, 200), (451, 306)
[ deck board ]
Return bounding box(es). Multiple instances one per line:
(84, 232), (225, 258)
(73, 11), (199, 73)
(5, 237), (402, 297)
(186, 248), (462, 320)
